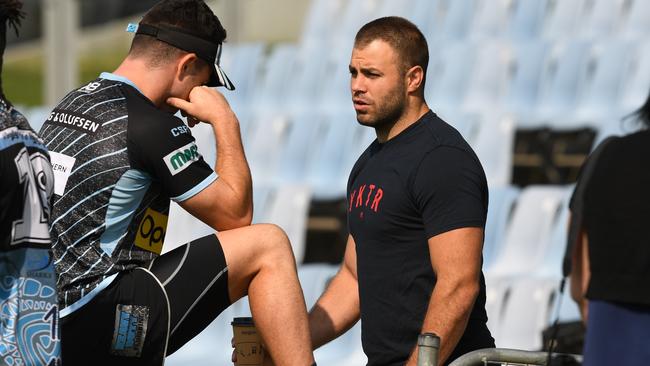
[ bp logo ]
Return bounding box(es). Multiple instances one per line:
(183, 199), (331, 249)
(163, 142), (201, 176)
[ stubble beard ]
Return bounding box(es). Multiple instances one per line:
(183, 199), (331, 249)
(355, 83), (406, 132)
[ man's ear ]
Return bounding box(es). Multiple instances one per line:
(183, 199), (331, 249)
(405, 65), (424, 94)
(176, 53), (200, 81)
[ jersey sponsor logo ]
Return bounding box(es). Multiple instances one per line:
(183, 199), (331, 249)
(79, 81), (102, 93)
(46, 109), (100, 134)
(110, 304), (149, 357)
(349, 183), (384, 216)
(49, 151), (76, 196)
(163, 141), (201, 176)
(134, 208), (167, 255)
(170, 125), (190, 137)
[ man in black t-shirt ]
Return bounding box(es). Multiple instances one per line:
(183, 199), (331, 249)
(39, 1), (315, 365)
(307, 17), (494, 365)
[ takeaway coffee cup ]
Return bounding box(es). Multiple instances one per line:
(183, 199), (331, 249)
(232, 317), (264, 366)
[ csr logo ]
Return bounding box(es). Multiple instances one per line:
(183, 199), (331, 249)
(170, 125), (190, 137)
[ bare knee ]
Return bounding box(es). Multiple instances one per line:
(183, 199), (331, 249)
(253, 223), (296, 266)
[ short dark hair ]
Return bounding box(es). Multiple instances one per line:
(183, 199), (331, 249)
(354, 16), (429, 89)
(0, 0), (24, 101)
(129, 0), (226, 67)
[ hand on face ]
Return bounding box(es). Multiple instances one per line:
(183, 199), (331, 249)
(166, 86), (233, 127)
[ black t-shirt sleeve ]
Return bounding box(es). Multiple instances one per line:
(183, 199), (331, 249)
(128, 115), (217, 202)
(412, 146), (488, 239)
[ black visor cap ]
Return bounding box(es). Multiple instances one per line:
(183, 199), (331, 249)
(135, 23), (235, 90)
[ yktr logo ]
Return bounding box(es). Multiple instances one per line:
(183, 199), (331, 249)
(163, 142), (201, 176)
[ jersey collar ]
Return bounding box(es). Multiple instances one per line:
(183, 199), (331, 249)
(99, 72), (144, 95)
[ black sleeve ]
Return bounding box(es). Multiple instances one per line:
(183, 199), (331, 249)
(412, 146), (488, 239)
(128, 114), (217, 202)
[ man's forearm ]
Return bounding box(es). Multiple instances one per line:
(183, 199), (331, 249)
(408, 280), (479, 365)
(308, 268), (360, 350)
(209, 112), (252, 219)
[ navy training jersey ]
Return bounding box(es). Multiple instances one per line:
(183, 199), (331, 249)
(0, 99), (61, 365)
(347, 111), (493, 365)
(39, 73), (217, 315)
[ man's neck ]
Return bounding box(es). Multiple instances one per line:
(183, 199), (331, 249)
(375, 99), (430, 143)
(111, 58), (171, 108)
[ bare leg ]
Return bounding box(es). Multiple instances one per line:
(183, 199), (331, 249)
(217, 224), (314, 366)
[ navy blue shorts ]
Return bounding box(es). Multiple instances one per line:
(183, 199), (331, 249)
(583, 300), (650, 366)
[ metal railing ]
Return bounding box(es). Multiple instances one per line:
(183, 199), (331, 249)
(448, 348), (582, 366)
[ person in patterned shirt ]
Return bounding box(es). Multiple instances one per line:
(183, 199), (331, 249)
(40, 0), (315, 365)
(0, 1), (61, 365)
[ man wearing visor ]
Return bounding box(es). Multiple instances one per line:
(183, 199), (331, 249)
(39, 1), (315, 365)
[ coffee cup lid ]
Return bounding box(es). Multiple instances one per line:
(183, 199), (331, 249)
(231, 317), (254, 326)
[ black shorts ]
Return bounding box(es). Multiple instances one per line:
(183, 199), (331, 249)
(60, 234), (231, 366)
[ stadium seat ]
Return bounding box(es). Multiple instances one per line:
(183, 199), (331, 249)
(425, 41), (476, 112)
(483, 185), (521, 270)
(375, 0), (439, 31)
(251, 43), (299, 113)
(576, 0), (627, 39)
(540, 0), (588, 40)
(502, 41), (549, 116)
(468, 0), (511, 40)
(432, 0), (478, 41)
(535, 40), (592, 120)
(299, 0), (348, 54)
(245, 112), (292, 180)
(263, 184), (312, 263)
(617, 40), (650, 115)
(273, 111), (328, 183)
(506, 0), (548, 40)
(574, 40), (633, 119)
(618, 0), (650, 39)
(537, 186), (573, 278)
(487, 185), (567, 277)
(461, 40), (511, 112)
(496, 276), (559, 350)
(307, 110), (368, 200)
(220, 43), (265, 105)
(473, 114), (516, 187)
(251, 184), (274, 224)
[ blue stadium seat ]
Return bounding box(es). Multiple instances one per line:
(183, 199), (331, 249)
(433, 0), (478, 41)
(506, 0), (548, 40)
(535, 40), (592, 120)
(576, 0), (627, 40)
(618, 0), (650, 39)
(375, 0), (439, 31)
(574, 40), (633, 119)
(540, 0), (588, 40)
(483, 185), (521, 270)
(503, 41), (549, 116)
(473, 115), (516, 187)
(487, 185), (567, 277)
(425, 41), (476, 112)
